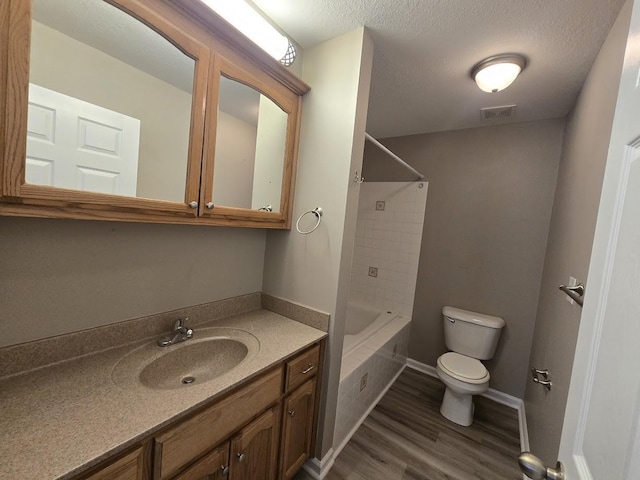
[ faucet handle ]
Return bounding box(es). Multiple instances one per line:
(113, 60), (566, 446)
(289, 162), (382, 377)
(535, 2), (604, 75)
(174, 317), (190, 331)
(173, 317), (193, 332)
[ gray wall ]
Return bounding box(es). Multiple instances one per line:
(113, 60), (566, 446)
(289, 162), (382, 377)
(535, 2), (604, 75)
(363, 119), (565, 398)
(263, 27), (373, 459)
(0, 217), (266, 348)
(524, 0), (632, 465)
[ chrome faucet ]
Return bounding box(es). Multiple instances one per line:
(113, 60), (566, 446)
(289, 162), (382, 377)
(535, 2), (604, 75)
(158, 318), (193, 347)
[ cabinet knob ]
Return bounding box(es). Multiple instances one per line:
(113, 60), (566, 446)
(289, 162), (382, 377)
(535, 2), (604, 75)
(188, 201), (198, 209)
(221, 465), (229, 476)
(206, 202), (214, 209)
(288, 409), (296, 417)
(237, 452), (246, 463)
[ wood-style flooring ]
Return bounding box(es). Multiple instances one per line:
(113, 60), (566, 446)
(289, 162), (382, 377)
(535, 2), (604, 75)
(295, 368), (522, 480)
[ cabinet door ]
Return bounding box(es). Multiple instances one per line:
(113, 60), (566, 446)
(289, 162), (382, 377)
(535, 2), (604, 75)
(2, 0), (209, 220)
(172, 443), (229, 480)
(230, 407), (280, 480)
(199, 55), (302, 229)
(279, 379), (317, 480)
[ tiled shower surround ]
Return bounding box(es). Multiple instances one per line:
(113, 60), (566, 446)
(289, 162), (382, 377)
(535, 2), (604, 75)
(333, 181), (428, 452)
(349, 181), (428, 317)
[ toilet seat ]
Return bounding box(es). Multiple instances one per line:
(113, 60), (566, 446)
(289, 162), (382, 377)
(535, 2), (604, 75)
(437, 352), (489, 385)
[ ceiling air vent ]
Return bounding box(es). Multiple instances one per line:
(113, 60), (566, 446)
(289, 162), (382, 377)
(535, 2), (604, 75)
(480, 104), (516, 121)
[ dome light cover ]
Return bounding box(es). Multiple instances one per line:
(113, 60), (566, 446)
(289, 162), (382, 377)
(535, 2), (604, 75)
(471, 54), (527, 93)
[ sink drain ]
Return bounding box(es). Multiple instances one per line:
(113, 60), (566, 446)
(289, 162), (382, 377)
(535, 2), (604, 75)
(182, 376), (196, 385)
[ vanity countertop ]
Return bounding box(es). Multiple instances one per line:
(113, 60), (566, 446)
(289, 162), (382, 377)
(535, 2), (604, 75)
(0, 309), (327, 480)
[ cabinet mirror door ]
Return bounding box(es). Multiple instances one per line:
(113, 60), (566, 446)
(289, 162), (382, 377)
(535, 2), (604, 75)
(201, 56), (300, 226)
(2, 0), (209, 217)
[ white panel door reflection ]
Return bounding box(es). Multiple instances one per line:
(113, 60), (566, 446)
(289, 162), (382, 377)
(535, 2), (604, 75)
(26, 83), (140, 196)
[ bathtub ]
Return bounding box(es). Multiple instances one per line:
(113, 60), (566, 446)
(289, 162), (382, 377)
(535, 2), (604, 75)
(334, 301), (411, 453)
(342, 302), (396, 356)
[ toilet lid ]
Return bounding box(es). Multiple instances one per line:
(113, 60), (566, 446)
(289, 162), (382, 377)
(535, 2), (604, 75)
(438, 352), (489, 383)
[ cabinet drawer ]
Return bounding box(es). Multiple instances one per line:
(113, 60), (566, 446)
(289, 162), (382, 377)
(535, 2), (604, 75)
(84, 447), (145, 480)
(284, 345), (320, 393)
(154, 367), (282, 480)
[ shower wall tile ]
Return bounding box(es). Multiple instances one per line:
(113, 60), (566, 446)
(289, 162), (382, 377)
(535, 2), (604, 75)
(349, 182), (428, 317)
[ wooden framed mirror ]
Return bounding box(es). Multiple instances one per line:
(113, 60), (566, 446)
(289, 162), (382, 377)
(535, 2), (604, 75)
(0, 0), (309, 228)
(1, 0), (209, 220)
(200, 55), (301, 228)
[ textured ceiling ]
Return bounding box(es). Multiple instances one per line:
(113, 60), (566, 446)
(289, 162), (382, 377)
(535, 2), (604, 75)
(253, 0), (628, 138)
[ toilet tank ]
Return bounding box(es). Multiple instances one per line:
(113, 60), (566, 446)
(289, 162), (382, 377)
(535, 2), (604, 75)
(442, 306), (505, 360)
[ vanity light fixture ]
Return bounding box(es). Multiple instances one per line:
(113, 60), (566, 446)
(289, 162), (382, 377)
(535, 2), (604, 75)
(471, 54), (527, 93)
(200, 0), (296, 66)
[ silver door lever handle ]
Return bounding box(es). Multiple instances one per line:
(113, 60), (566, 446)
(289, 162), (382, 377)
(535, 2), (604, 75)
(519, 452), (565, 480)
(558, 283), (585, 306)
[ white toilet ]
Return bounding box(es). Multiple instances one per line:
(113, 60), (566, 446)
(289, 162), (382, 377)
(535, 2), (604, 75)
(436, 306), (505, 426)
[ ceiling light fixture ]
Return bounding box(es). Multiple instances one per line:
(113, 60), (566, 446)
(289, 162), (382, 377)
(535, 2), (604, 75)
(200, 0), (296, 66)
(471, 54), (527, 93)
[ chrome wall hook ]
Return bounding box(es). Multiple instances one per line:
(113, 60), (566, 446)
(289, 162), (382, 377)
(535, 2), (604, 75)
(354, 171), (364, 184)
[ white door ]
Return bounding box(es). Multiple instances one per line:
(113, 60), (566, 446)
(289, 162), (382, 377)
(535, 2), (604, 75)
(554, 0), (640, 478)
(26, 83), (140, 196)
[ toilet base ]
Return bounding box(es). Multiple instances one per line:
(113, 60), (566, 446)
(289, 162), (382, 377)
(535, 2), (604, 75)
(440, 387), (474, 426)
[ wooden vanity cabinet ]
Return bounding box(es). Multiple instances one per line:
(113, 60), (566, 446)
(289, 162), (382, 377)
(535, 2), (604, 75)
(151, 342), (323, 480)
(153, 367), (282, 480)
(170, 406), (280, 480)
(71, 341), (324, 480)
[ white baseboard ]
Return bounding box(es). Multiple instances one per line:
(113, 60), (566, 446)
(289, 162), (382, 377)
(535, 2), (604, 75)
(302, 448), (335, 480)
(518, 401), (529, 452)
(406, 358), (438, 377)
(406, 358), (529, 451)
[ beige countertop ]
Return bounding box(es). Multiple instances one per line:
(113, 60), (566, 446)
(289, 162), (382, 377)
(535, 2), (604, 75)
(0, 309), (327, 480)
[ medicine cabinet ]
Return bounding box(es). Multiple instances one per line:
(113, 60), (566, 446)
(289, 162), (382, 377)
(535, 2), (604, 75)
(0, 0), (309, 228)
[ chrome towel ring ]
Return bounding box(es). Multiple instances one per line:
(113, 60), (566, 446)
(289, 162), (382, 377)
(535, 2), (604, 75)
(296, 207), (323, 234)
